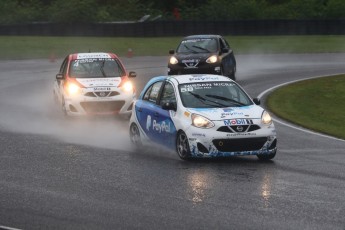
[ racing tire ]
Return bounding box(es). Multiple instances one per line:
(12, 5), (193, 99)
(61, 97), (68, 116)
(176, 131), (192, 160)
(219, 65), (225, 76)
(229, 67), (236, 81)
(257, 151), (276, 161)
(129, 123), (142, 149)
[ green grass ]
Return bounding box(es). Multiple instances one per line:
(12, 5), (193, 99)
(266, 75), (345, 140)
(1, 35), (345, 59)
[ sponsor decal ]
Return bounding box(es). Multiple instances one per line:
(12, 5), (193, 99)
(226, 133), (257, 137)
(223, 108), (234, 112)
(182, 59), (200, 63)
(188, 76), (219, 81)
(212, 82), (234, 87)
(77, 53), (111, 59)
(181, 38), (212, 43)
(94, 87), (111, 91)
(146, 115), (151, 131)
(146, 115), (171, 133)
(191, 133), (206, 137)
(224, 119), (253, 126)
(152, 120), (171, 133)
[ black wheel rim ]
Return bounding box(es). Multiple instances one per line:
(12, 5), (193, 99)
(130, 124), (141, 146)
(177, 132), (190, 158)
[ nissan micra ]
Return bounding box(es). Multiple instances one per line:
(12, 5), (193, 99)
(53, 52), (136, 117)
(129, 74), (277, 160)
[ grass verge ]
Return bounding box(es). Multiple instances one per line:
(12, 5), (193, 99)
(1, 35), (345, 59)
(266, 75), (345, 140)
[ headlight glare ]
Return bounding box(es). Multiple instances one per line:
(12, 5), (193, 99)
(262, 111), (272, 125)
(66, 82), (80, 95)
(169, 56), (178, 65)
(121, 81), (134, 93)
(191, 114), (214, 128)
(206, 55), (218, 63)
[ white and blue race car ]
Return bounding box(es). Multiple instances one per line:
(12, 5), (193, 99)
(129, 74), (277, 160)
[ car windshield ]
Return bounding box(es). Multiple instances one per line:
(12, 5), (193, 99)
(179, 81), (253, 108)
(176, 38), (218, 53)
(69, 58), (125, 78)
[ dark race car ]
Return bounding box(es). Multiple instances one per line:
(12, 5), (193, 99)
(168, 35), (237, 80)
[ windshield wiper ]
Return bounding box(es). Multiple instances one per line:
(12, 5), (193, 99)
(192, 45), (210, 53)
(183, 44), (198, 53)
(205, 94), (247, 106)
(189, 92), (227, 107)
(100, 61), (107, 78)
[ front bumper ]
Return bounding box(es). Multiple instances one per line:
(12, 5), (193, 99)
(184, 120), (277, 158)
(168, 63), (221, 75)
(64, 88), (135, 117)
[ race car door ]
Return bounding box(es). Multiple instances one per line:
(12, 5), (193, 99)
(155, 81), (177, 149)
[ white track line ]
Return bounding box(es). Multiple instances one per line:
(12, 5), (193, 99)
(257, 74), (345, 143)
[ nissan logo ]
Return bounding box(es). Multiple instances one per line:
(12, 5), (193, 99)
(236, 126), (244, 132)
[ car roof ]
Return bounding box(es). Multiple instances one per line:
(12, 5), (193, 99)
(139, 74), (235, 99)
(168, 74), (233, 84)
(69, 52), (119, 60)
(183, 34), (223, 40)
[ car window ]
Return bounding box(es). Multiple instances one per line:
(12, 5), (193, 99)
(221, 38), (230, 49)
(143, 81), (163, 104)
(69, 58), (124, 78)
(177, 38), (218, 53)
(60, 57), (68, 75)
(159, 82), (176, 106)
(179, 81), (252, 108)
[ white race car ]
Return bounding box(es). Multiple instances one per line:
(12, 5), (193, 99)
(53, 52), (136, 117)
(129, 74), (277, 160)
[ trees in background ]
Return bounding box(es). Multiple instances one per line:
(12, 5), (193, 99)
(1, 0), (345, 24)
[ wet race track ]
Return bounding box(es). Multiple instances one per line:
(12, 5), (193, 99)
(0, 54), (345, 230)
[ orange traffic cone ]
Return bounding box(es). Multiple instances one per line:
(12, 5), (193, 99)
(127, 48), (133, 58)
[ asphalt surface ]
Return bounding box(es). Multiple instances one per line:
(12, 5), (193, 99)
(0, 54), (345, 230)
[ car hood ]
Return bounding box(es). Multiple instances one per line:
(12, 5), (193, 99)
(75, 77), (122, 87)
(187, 105), (264, 120)
(175, 52), (216, 61)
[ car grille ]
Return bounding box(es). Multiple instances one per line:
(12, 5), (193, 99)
(80, 101), (125, 113)
(212, 137), (268, 152)
(217, 125), (261, 133)
(84, 91), (120, 97)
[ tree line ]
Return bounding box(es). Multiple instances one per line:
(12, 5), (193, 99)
(1, 0), (345, 24)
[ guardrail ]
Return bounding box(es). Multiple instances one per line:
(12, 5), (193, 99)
(1, 20), (345, 36)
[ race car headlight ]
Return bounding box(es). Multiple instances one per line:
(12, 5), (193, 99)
(191, 114), (214, 128)
(206, 55), (218, 63)
(261, 111), (273, 125)
(169, 56), (178, 65)
(66, 82), (81, 95)
(121, 81), (134, 93)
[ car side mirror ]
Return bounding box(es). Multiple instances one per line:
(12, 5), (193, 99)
(56, 73), (64, 80)
(162, 102), (176, 111)
(169, 49), (175, 55)
(221, 48), (229, 54)
(253, 98), (260, 105)
(128, 71), (137, 78)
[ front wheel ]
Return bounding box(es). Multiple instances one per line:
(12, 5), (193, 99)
(229, 66), (236, 81)
(176, 131), (191, 160)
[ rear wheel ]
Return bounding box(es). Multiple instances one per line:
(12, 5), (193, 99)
(129, 123), (142, 148)
(176, 131), (191, 160)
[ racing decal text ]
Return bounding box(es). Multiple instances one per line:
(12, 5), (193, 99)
(224, 119), (253, 125)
